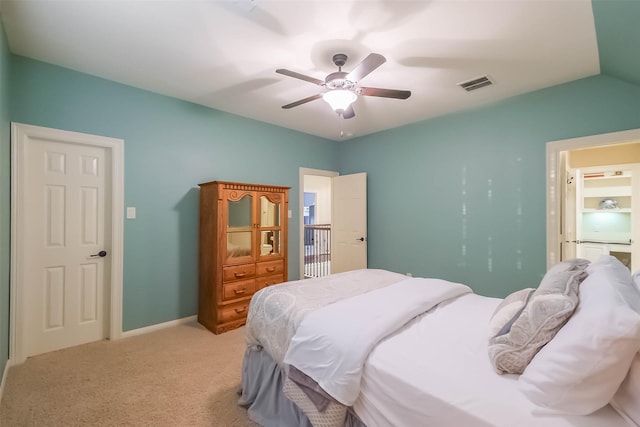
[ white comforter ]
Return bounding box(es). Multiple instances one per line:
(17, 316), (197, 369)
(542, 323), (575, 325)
(245, 269), (409, 365)
(283, 277), (472, 406)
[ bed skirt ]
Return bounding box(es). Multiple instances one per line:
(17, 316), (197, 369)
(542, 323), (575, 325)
(238, 346), (366, 427)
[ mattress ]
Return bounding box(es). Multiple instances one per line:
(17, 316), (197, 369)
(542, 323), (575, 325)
(352, 293), (630, 427)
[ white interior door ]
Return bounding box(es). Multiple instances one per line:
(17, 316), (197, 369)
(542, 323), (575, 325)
(25, 139), (110, 357)
(560, 156), (577, 260)
(12, 123), (124, 362)
(331, 172), (367, 273)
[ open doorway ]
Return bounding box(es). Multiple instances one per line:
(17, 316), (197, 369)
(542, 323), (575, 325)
(299, 168), (338, 278)
(547, 129), (640, 271)
(299, 167), (369, 279)
(303, 174), (333, 277)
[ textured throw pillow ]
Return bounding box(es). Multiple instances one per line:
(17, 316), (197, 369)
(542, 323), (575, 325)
(519, 256), (640, 415)
(488, 288), (535, 338)
(544, 257), (590, 275)
(487, 259), (588, 374)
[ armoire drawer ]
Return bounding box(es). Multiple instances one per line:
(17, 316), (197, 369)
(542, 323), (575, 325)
(219, 300), (250, 323)
(256, 260), (284, 277)
(221, 278), (255, 301)
(256, 274), (284, 291)
(223, 263), (256, 282)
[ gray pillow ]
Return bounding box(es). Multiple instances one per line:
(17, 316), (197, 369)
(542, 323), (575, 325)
(488, 288), (535, 339)
(488, 259), (589, 374)
(544, 257), (590, 278)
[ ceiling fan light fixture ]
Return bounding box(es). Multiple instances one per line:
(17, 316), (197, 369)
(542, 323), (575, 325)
(278, 52), (408, 118)
(322, 89), (357, 112)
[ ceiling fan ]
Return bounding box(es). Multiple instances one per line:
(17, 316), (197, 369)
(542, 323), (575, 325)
(276, 53), (411, 119)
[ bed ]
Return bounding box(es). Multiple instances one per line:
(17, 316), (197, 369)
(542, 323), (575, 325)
(238, 257), (640, 427)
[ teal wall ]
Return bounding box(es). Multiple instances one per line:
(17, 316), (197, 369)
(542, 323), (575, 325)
(593, 0), (640, 87)
(0, 16), (10, 378)
(339, 75), (640, 297)
(10, 55), (339, 330)
(7, 59), (640, 334)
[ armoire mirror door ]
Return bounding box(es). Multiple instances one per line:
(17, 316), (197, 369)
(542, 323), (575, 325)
(225, 192), (254, 263)
(259, 194), (282, 258)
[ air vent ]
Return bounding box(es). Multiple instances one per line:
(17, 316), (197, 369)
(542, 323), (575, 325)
(458, 75), (493, 92)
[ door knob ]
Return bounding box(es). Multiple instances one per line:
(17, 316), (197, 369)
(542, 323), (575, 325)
(356, 237), (366, 242)
(90, 250), (108, 258)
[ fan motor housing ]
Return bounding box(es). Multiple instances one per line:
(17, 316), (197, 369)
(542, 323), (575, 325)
(325, 71), (354, 90)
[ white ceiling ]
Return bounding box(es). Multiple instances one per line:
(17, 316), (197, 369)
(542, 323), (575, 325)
(1, 0), (600, 141)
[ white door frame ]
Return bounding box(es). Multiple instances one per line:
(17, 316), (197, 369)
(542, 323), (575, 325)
(299, 167), (338, 279)
(10, 123), (125, 364)
(546, 128), (640, 269)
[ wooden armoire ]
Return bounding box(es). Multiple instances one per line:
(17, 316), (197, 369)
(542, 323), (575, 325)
(198, 181), (289, 334)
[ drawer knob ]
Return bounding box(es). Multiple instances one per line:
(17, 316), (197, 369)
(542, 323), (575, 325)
(266, 267), (276, 272)
(234, 271), (247, 278)
(234, 306), (247, 314)
(234, 288), (246, 295)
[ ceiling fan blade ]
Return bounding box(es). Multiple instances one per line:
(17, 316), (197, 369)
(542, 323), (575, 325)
(340, 105), (355, 119)
(281, 94), (323, 109)
(359, 87), (411, 99)
(276, 69), (324, 86)
(346, 53), (386, 82)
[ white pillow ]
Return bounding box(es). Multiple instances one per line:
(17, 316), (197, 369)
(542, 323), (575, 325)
(610, 352), (640, 425)
(610, 270), (640, 424)
(519, 256), (640, 415)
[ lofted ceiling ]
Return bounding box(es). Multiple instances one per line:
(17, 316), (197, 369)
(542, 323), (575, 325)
(0, 0), (605, 141)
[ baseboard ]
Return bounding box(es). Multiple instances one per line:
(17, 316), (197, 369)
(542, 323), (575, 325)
(0, 358), (10, 405)
(121, 315), (198, 339)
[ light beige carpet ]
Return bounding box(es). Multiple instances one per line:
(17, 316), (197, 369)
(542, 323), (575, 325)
(0, 321), (259, 427)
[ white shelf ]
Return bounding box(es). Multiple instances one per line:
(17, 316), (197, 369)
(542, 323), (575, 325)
(582, 208), (632, 213)
(582, 186), (632, 198)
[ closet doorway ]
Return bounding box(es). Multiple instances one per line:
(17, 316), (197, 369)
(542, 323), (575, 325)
(547, 129), (640, 272)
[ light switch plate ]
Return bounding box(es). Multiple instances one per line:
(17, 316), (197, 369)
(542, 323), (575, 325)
(288, 210), (292, 218)
(126, 207), (136, 219)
